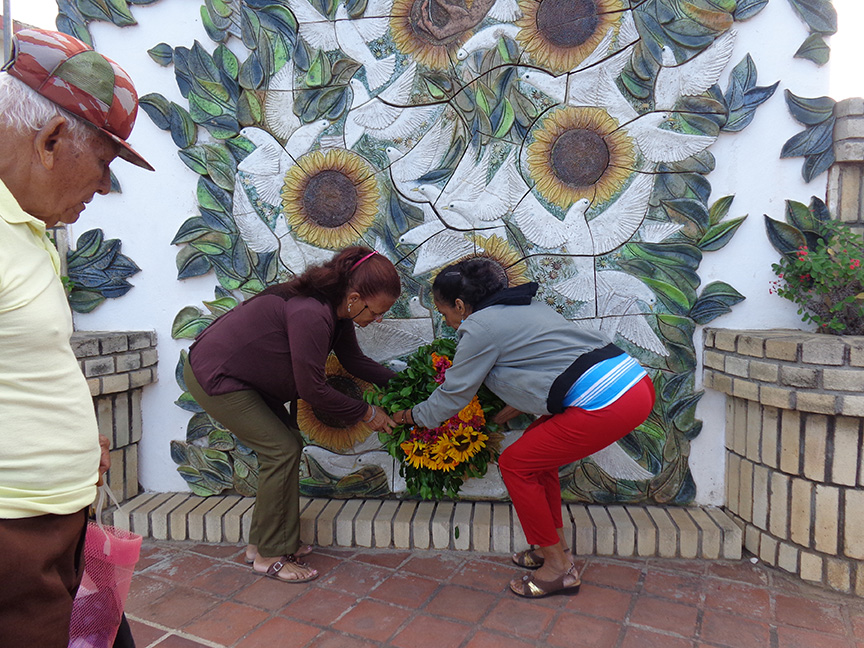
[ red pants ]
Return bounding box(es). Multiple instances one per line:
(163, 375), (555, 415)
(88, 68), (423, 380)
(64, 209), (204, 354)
(498, 375), (655, 547)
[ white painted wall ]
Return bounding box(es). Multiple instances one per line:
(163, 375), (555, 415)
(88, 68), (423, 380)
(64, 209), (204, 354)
(69, 1), (837, 503)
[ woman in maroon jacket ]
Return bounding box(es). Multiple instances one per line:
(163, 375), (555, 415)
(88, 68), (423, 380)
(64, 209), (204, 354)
(185, 247), (399, 582)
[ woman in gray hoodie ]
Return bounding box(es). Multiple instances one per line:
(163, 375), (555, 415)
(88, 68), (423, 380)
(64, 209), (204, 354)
(393, 258), (655, 598)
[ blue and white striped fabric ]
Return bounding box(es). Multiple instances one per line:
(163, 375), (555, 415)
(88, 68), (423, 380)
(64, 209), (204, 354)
(562, 354), (647, 411)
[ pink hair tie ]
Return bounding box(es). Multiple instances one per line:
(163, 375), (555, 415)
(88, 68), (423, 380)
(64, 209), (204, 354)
(350, 250), (378, 272)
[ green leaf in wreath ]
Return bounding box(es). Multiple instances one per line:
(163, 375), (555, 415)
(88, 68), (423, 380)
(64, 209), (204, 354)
(148, 42), (174, 67)
(697, 215), (747, 251)
(171, 305), (214, 339)
(139, 93), (172, 130)
(176, 245), (213, 280)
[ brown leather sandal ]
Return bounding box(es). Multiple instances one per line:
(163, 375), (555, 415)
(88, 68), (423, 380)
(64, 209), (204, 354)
(511, 546), (571, 569)
(256, 554), (318, 583)
(509, 565), (581, 598)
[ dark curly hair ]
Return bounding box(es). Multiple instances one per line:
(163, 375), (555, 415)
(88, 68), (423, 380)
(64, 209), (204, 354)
(432, 258), (507, 310)
(254, 246), (401, 306)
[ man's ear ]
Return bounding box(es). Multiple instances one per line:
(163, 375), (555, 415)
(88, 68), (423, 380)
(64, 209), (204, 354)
(33, 115), (69, 171)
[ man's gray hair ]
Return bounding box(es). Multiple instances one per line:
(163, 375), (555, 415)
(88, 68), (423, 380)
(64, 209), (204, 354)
(0, 72), (95, 145)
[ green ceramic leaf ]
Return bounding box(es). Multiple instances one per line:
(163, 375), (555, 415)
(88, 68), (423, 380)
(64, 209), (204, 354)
(208, 429), (236, 451)
(306, 50), (332, 87)
(764, 214), (807, 256)
(332, 59), (363, 85)
(708, 195), (734, 226)
(733, 0), (769, 20)
(795, 33), (830, 65)
(689, 281), (746, 324)
(172, 217), (213, 244)
(68, 290), (105, 314)
(175, 391), (204, 413)
(641, 277), (694, 314)
(172, 305), (213, 339)
(147, 42), (174, 66)
(490, 97), (515, 138)
(176, 245), (213, 280)
(178, 146), (209, 175)
(201, 5), (229, 43)
(785, 199), (818, 233)
(139, 93), (172, 130)
(204, 144), (237, 191)
(197, 177), (234, 216)
(697, 216), (747, 251)
(169, 102), (198, 148)
(206, 0), (233, 19)
(202, 296), (239, 317)
(784, 90), (835, 125)
(802, 148), (835, 183)
(190, 231), (233, 255)
(780, 119), (834, 158)
(787, 0), (838, 34)
(661, 199), (710, 238)
(186, 412), (217, 443)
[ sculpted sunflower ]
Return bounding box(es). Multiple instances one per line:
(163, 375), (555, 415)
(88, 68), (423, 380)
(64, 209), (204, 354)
(527, 106), (635, 208)
(297, 355), (374, 451)
(516, 0), (625, 74)
(454, 235), (531, 286)
(390, 0), (471, 70)
(282, 149), (379, 250)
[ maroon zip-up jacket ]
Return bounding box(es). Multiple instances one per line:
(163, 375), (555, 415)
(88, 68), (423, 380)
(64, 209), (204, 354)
(188, 294), (394, 425)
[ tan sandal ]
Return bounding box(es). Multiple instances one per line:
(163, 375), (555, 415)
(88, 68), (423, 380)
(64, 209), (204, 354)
(246, 544), (313, 564)
(510, 565), (581, 598)
(255, 554), (318, 583)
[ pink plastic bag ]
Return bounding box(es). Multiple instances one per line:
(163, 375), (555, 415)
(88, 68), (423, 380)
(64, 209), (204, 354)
(68, 486), (142, 648)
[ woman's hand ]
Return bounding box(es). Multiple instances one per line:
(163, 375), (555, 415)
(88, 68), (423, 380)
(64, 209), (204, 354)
(492, 405), (523, 426)
(392, 409), (415, 426)
(365, 405), (396, 433)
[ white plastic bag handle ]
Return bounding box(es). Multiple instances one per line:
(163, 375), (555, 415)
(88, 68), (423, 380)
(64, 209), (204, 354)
(94, 484), (125, 556)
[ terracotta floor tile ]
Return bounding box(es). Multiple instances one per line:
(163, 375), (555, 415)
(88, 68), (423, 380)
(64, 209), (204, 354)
(851, 611), (864, 637)
(450, 559), (521, 593)
(700, 609), (772, 648)
(564, 583), (633, 621)
(317, 560), (390, 597)
(401, 552), (465, 579)
(774, 593), (845, 634)
(580, 560), (643, 590)
(309, 631), (380, 647)
(332, 599), (412, 642)
(703, 579), (771, 619)
(463, 630), (537, 648)
(152, 635), (214, 648)
(706, 560), (770, 586)
(646, 558), (708, 575)
(181, 600), (270, 645)
(369, 571), (439, 607)
(423, 584), (497, 623)
(125, 575), (174, 615)
(126, 618), (168, 647)
(144, 552), (216, 584)
(641, 568), (704, 603)
(352, 550), (411, 569)
(232, 575), (307, 611)
(620, 627), (694, 648)
(390, 614), (473, 648)
(137, 545), (181, 571)
(186, 562), (259, 598)
(546, 610), (621, 648)
(776, 625), (853, 648)
(136, 586), (221, 628)
(482, 597), (558, 640)
(234, 615), (321, 648)
(629, 595), (699, 637)
(302, 551), (343, 576)
(279, 587), (358, 625)
(187, 543), (246, 560)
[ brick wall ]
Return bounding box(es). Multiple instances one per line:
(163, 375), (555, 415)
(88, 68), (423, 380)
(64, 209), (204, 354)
(828, 98), (864, 236)
(703, 328), (864, 596)
(71, 331), (158, 501)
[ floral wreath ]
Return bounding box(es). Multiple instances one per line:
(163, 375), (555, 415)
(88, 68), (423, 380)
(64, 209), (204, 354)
(368, 338), (504, 499)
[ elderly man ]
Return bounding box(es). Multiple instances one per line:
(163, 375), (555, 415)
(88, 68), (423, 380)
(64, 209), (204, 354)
(0, 27), (153, 647)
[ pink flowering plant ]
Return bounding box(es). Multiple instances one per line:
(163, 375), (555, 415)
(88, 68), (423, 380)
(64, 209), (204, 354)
(770, 218), (864, 334)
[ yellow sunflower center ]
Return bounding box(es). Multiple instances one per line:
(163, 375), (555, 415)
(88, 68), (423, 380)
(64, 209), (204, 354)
(550, 128), (610, 188)
(311, 375), (362, 428)
(536, 0), (599, 49)
(303, 170), (358, 229)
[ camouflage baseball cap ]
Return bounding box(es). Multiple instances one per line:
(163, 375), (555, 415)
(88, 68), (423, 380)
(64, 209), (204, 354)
(2, 27), (153, 171)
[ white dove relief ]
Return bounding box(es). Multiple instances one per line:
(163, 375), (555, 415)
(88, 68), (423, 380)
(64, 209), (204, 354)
(456, 24), (521, 61)
(654, 30), (737, 111)
(341, 62), (442, 149)
(263, 60), (301, 141)
(286, 0), (396, 90)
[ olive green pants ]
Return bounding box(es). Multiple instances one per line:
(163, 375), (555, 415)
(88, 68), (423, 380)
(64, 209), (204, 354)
(183, 359), (304, 557)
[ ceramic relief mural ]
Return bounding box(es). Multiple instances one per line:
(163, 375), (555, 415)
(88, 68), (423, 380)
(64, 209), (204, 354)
(52, 0), (832, 502)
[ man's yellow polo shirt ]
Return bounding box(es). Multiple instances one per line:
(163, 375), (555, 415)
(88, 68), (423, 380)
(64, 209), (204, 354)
(0, 179), (99, 518)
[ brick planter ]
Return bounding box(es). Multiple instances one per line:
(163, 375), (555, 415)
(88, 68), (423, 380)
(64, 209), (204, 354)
(71, 331), (158, 502)
(703, 328), (864, 596)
